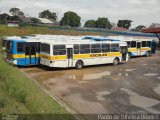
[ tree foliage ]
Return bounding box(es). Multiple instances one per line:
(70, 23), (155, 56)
(9, 8), (25, 17)
(0, 13), (9, 24)
(60, 11), (81, 27)
(31, 17), (40, 24)
(117, 20), (133, 29)
(39, 10), (57, 21)
(84, 20), (96, 28)
(95, 17), (112, 29)
(149, 23), (160, 28)
(131, 25), (146, 32)
(7, 16), (19, 21)
(136, 25), (146, 31)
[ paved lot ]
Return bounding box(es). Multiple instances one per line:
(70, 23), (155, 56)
(21, 55), (160, 120)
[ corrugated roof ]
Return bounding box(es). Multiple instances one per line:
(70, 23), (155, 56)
(142, 27), (160, 33)
(38, 18), (53, 24)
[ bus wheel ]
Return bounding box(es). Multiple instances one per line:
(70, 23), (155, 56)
(113, 58), (119, 66)
(146, 52), (150, 57)
(75, 61), (84, 69)
(128, 53), (131, 59)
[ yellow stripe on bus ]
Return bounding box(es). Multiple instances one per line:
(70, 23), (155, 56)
(41, 52), (122, 61)
(128, 48), (151, 52)
(50, 56), (67, 61)
(9, 54), (40, 59)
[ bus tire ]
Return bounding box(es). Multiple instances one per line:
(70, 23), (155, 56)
(113, 58), (119, 66)
(146, 52), (150, 57)
(75, 61), (84, 69)
(128, 53), (131, 59)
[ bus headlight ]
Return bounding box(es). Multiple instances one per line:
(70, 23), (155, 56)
(13, 60), (17, 65)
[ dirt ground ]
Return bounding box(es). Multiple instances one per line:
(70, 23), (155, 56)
(21, 55), (160, 120)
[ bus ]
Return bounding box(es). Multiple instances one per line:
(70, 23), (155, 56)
(4, 35), (92, 66)
(5, 38), (41, 66)
(40, 39), (128, 69)
(107, 36), (157, 58)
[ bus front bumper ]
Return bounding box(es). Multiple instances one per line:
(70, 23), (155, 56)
(6, 58), (17, 65)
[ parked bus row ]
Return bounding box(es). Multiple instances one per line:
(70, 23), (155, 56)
(107, 36), (157, 58)
(1, 35), (157, 69)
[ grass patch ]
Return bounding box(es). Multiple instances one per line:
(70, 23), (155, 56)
(0, 25), (111, 40)
(0, 53), (71, 114)
(0, 88), (29, 113)
(0, 54), (75, 120)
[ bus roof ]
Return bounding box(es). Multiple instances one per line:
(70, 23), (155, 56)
(40, 38), (127, 45)
(107, 36), (155, 42)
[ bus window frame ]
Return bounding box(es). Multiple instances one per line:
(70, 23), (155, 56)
(80, 44), (91, 54)
(102, 43), (111, 53)
(53, 45), (66, 56)
(41, 43), (50, 54)
(131, 41), (137, 48)
(17, 42), (25, 53)
(111, 44), (120, 52)
(141, 41), (147, 47)
(91, 44), (102, 53)
(74, 44), (80, 54)
(6, 41), (13, 51)
(147, 41), (151, 47)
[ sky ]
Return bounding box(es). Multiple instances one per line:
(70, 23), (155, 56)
(0, 0), (160, 28)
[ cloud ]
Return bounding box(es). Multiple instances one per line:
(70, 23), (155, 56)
(0, 0), (160, 27)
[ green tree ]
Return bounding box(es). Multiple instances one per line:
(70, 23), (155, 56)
(117, 20), (133, 29)
(7, 15), (19, 21)
(84, 20), (96, 28)
(9, 8), (25, 17)
(60, 11), (81, 27)
(0, 13), (9, 24)
(149, 23), (160, 28)
(39, 10), (57, 21)
(31, 17), (40, 24)
(95, 17), (112, 29)
(135, 25), (146, 31)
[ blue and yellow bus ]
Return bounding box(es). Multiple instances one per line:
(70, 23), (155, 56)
(107, 36), (157, 58)
(6, 39), (41, 66)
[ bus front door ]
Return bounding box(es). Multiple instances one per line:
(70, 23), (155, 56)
(121, 46), (128, 61)
(25, 45), (36, 65)
(137, 42), (141, 56)
(67, 48), (73, 67)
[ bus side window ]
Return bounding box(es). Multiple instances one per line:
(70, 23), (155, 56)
(53, 45), (66, 55)
(74, 44), (80, 54)
(41, 43), (50, 54)
(91, 44), (101, 53)
(102, 44), (110, 52)
(147, 41), (151, 47)
(142, 41), (147, 47)
(17, 43), (24, 52)
(131, 41), (136, 48)
(127, 41), (131, 47)
(80, 44), (90, 54)
(111, 44), (119, 52)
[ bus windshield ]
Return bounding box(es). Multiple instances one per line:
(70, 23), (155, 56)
(6, 41), (12, 51)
